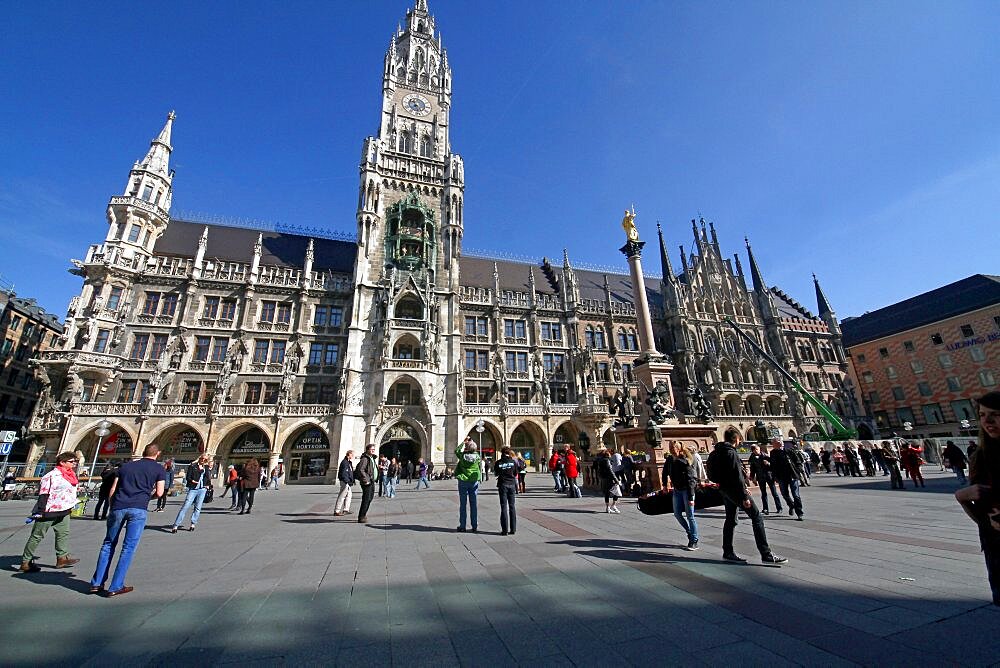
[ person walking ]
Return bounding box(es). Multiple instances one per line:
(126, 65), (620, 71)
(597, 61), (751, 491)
(334, 450), (355, 516)
(493, 446), (520, 535)
(791, 445), (811, 486)
(548, 450), (564, 492)
(769, 440), (804, 520)
(881, 442), (905, 489)
(155, 459), (174, 512)
(93, 462), (119, 521)
(224, 465), (239, 509)
(594, 446), (622, 514)
(845, 445), (862, 478)
(405, 460), (414, 485)
(455, 437), (482, 532)
(944, 440), (969, 486)
(833, 447), (847, 476)
(237, 458), (261, 514)
(169, 455), (212, 533)
(820, 448), (832, 473)
(565, 448), (581, 498)
(516, 454), (527, 493)
(89, 443), (167, 596)
(385, 458), (398, 499)
(270, 460), (284, 490)
(354, 444), (379, 523)
(902, 442), (926, 488)
(858, 444), (876, 477)
(376, 456), (389, 498)
(20, 452), (81, 573)
(662, 442), (699, 549)
(416, 458), (430, 489)
(869, 442), (890, 475)
(955, 391), (1000, 606)
(706, 428), (787, 565)
(747, 445), (782, 515)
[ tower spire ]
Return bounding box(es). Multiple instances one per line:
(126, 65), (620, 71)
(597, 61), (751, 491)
(139, 111), (175, 178)
(656, 222), (674, 280)
(744, 237), (767, 292)
(813, 273), (834, 316)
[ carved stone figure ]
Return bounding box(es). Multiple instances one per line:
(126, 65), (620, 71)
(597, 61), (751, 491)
(644, 379), (674, 425)
(688, 386), (715, 424)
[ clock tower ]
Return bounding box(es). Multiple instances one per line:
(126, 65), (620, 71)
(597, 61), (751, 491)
(341, 0), (465, 465)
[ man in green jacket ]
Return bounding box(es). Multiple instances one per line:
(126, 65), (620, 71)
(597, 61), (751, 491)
(455, 437), (482, 533)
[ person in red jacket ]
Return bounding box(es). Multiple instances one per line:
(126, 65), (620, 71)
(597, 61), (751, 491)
(565, 448), (581, 498)
(902, 442), (926, 488)
(548, 451), (564, 492)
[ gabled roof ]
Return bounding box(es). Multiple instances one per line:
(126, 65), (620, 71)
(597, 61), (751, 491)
(158, 220), (356, 273)
(842, 274), (1000, 347)
(771, 287), (815, 320)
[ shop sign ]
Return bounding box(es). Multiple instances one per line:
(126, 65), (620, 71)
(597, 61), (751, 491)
(292, 428), (329, 451)
(946, 332), (1000, 351)
(100, 431), (134, 455)
(231, 428), (270, 455)
(172, 429), (203, 454)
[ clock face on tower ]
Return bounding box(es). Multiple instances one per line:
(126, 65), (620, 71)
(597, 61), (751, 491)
(401, 93), (431, 117)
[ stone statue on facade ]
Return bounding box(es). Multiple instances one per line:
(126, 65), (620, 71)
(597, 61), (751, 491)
(688, 386), (715, 424)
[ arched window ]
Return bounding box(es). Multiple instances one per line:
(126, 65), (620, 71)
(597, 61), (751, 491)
(419, 136), (431, 157)
(594, 328), (606, 349)
(584, 327), (595, 348)
(618, 329), (627, 351)
(628, 331), (638, 350)
(398, 131), (412, 153)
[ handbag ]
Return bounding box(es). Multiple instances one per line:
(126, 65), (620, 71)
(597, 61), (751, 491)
(609, 483), (623, 498)
(204, 487), (214, 503)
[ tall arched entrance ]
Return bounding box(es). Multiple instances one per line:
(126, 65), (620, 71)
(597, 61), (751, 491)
(285, 426), (330, 482)
(464, 422), (501, 462)
(856, 423), (874, 440)
(380, 422), (422, 467)
(157, 425), (205, 465)
(222, 426), (271, 474)
(509, 421), (546, 471)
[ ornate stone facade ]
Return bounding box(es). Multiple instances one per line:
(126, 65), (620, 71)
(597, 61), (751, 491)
(27, 1), (862, 481)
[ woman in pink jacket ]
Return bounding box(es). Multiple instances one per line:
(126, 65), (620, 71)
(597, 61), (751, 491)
(21, 452), (81, 572)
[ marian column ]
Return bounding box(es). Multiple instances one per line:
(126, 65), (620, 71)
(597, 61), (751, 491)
(618, 209), (677, 424)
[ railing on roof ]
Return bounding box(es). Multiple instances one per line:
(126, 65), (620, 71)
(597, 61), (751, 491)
(170, 210), (355, 243)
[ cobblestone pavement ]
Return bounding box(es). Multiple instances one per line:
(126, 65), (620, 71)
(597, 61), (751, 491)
(0, 466), (995, 667)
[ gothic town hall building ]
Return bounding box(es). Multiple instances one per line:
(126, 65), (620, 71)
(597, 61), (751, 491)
(28, 1), (866, 482)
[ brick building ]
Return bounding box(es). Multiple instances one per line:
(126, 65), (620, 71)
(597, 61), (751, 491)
(842, 274), (1000, 440)
(0, 288), (63, 460)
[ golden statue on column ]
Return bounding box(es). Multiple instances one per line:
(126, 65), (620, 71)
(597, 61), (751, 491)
(621, 206), (639, 241)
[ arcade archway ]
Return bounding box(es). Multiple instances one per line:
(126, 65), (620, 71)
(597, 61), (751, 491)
(284, 425), (330, 482)
(379, 421), (423, 467)
(220, 425), (271, 475)
(509, 421), (546, 471)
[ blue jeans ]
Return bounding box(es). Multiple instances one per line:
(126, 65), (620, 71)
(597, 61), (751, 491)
(173, 487), (207, 527)
(90, 507), (148, 592)
(417, 475), (429, 489)
(551, 471), (564, 491)
(458, 480), (479, 529)
(385, 478), (396, 498)
(672, 489), (699, 543)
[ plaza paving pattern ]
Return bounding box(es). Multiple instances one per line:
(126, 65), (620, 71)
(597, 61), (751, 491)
(0, 467), (996, 667)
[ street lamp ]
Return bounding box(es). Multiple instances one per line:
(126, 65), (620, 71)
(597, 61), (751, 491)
(475, 419), (486, 480)
(89, 420), (112, 486)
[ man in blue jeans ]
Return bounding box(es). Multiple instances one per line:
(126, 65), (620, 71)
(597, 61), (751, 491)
(454, 438), (481, 533)
(170, 454), (212, 533)
(90, 443), (167, 597)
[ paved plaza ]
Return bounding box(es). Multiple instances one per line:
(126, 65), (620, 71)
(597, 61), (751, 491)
(0, 467), (996, 667)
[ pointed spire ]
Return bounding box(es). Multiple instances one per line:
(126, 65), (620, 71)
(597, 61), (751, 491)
(709, 221), (720, 249)
(140, 111), (175, 177)
(744, 237), (767, 292)
(193, 226), (209, 276)
(562, 248), (572, 269)
(813, 273), (834, 316)
(492, 261), (500, 293)
(679, 244), (689, 277)
(700, 217), (709, 244)
(415, 0), (428, 12)
(656, 222), (674, 279)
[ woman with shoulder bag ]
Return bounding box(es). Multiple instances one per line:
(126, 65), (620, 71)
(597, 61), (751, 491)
(170, 455), (213, 533)
(594, 447), (622, 514)
(20, 452), (81, 572)
(663, 442), (700, 551)
(237, 458), (261, 515)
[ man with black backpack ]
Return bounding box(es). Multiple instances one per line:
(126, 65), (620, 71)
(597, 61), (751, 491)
(706, 428), (787, 565)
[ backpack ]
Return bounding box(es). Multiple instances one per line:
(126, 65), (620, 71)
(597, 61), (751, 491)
(705, 449), (720, 484)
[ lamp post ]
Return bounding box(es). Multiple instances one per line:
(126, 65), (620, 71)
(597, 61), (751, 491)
(89, 420), (112, 486)
(476, 418), (490, 480)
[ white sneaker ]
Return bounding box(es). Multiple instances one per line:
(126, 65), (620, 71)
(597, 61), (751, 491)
(605, 507), (612, 513)
(611, 507), (621, 514)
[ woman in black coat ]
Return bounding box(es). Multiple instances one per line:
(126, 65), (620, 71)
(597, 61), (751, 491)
(593, 447), (621, 514)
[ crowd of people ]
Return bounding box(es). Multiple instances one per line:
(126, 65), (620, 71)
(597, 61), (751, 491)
(11, 390), (1000, 607)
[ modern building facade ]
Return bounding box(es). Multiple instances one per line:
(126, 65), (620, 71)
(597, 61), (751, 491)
(843, 274), (1000, 441)
(0, 288), (63, 461)
(28, 0), (858, 481)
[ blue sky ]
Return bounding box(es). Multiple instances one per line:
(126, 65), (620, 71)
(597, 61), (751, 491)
(2, 0), (998, 321)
